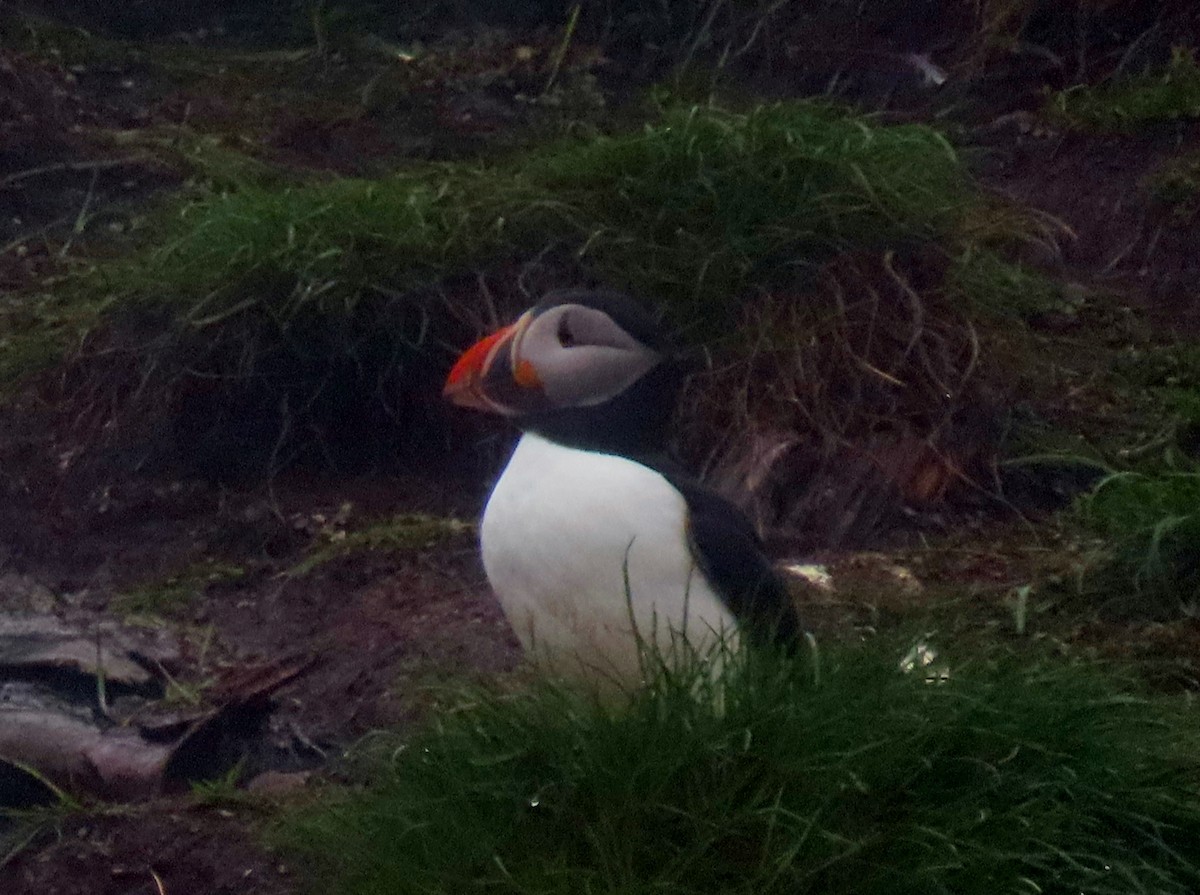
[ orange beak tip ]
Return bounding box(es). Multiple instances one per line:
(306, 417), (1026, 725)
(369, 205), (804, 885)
(443, 324), (516, 411)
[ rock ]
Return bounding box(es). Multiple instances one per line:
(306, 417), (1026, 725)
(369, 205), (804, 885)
(246, 770), (311, 796)
(0, 613), (161, 687)
(779, 562), (835, 593)
(0, 572), (56, 612)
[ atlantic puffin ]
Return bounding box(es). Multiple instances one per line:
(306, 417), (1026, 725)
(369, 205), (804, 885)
(444, 288), (799, 683)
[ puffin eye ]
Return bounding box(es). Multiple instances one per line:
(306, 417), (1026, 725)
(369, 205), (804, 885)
(556, 313), (575, 348)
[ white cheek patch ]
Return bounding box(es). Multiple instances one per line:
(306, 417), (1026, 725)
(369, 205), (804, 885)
(538, 344), (661, 408)
(567, 307), (651, 352)
(516, 304), (664, 410)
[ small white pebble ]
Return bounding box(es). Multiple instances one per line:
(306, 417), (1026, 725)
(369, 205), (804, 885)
(779, 562), (834, 592)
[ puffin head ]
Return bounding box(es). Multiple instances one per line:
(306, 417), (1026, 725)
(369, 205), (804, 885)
(444, 289), (681, 454)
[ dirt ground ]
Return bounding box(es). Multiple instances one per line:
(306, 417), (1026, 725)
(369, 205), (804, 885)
(3, 4), (1200, 893)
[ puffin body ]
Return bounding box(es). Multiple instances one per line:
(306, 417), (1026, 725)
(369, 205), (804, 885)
(481, 431), (736, 681)
(444, 289), (798, 683)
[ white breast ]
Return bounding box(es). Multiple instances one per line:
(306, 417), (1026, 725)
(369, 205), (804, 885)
(480, 432), (737, 685)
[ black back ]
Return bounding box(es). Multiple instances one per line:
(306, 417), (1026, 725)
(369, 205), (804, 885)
(657, 464), (800, 650)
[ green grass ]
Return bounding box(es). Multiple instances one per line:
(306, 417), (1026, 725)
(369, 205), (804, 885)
(0, 319), (64, 398)
(277, 641), (1200, 895)
(286, 514), (472, 577)
(189, 759), (251, 808)
(1116, 345), (1200, 429)
(111, 101), (969, 328)
(0, 290), (110, 398)
(58, 99), (1009, 472)
(1066, 343), (1200, 616)
(1079, 471), (1200, 616)
(1146, 150), (1200, 224)
(113, 560), (245, 618)
(1048, 46), (1200, 132)
(949, 249), (1075, 321)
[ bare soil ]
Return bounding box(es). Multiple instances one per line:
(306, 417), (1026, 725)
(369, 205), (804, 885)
(983, 123), (1200, 332)
(12, 805), (296, 895)
(0, 460), (520, 893)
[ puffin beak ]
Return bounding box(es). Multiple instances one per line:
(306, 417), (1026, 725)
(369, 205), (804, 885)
(443, 312), (540, 415)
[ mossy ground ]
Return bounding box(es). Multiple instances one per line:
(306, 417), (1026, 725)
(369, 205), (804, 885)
(113, 559), (245, 618)
(286, 514), (472, 577)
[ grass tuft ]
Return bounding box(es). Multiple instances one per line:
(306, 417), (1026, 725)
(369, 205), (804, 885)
(1048, 46), (1200, 133)
(1146, 149), (1200, 224)
(277, 641), (1200, 895)
(66, 100), (995, 475)
(0, 291), (108, 399)
(114, 561), (245, 618)
(286, 514), (472, 577)
(949, 249), (1074, 321)
(114, 102), (969, 325)
(1079, 471), (1200, 616)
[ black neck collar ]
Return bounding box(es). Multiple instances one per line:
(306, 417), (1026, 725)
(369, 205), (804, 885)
(518, 361), (681, 460)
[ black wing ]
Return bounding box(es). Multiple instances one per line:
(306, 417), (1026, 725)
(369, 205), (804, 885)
(661, 472), (801, 649)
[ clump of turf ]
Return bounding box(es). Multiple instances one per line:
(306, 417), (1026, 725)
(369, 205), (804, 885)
(116, 102), (968, 325)
(1079, 471), (1200, 616)
(277, 642), (1200, 895)
(1146, 149), (1200, 224)
(1048, 46), (1200, 132)
(70, 101), (993, 476)
(949, 248), (1075, 321)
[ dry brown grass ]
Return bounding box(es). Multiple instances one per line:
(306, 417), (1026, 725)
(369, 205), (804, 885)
(678, 250), (1008, 548)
